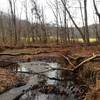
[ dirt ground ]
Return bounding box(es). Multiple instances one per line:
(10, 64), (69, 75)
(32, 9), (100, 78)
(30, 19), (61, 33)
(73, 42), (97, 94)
(0, 68), (18, 93)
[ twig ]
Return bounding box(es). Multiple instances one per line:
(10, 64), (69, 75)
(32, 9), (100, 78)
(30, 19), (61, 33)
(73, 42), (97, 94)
(67, 55), (78, 60)
(59, 54), (75, 68)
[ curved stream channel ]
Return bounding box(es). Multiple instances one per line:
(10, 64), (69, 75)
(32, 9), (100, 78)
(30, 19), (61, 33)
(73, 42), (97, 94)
(0, 61), (87, 100)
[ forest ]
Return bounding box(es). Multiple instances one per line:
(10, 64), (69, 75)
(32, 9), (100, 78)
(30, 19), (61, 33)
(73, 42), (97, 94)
(0, 0), (100, 100)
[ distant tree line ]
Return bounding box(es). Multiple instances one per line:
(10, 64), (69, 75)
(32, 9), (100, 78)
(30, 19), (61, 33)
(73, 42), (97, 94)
(0, 0), (99, 46)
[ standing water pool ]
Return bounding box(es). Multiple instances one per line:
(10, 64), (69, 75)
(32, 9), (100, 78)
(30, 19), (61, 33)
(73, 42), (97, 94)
(0, 61), (87, 100)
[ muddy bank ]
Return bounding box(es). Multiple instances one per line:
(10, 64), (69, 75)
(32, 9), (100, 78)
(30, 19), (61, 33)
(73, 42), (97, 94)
(0, 68), (23, 94)
(0, 61), (29, 94)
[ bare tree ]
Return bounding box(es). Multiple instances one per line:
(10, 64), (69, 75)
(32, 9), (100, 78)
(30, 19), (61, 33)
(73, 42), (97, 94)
(31, 0), (47, 43)
(0, 12), (5, 45)
(23, 0), (31, 45)
(93, 14), (99, 42)
(93, 0), (100, 41)
(78, 0), (85, 36)
(55, 0), (59, 44)
(8, 0), (17, 46)
(7, 10), (13, 46)
(61, 0), (86, 43)
(17, 6), (23, 45)
(93, 0), (100, 23)
(41, 7), (47, 43)
(47, 0), (60, 44)
(31, 8), (35, 43)
(84, 0), (90, 43)
(63, 0), (70, 43)
(61, 0), (91, 43)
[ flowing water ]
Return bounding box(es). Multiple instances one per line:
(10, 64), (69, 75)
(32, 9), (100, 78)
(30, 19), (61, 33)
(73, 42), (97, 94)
(0, 61), (87, 100)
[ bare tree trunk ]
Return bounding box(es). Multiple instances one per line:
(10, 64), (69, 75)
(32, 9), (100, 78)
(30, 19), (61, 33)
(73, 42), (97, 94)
(8, 10), (13, 46)
(93, 10), (100, 42)
(31, 16), (35, 43)
(23, 0), (31, 45)
(95, 24), (99, 42)
(8, 0), (17, 46)
(84, 0), (90, 43)
(55, 0), (59, 44)
(78, 0), (86, 40)
(93, 0), (100, 23)
(0, 12), (5, 45)
(17, 8), (23, 45)
(63, 0), (70, 43)
(47, 0), (59, 44)
(41, 7), (47, 43)
(93, 0), (100, 41)
(31, 0), (46, 43)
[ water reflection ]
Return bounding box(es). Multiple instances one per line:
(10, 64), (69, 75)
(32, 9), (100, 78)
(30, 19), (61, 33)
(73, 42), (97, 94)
(17, 61), (86, 100)
(0, 61), (87, 100)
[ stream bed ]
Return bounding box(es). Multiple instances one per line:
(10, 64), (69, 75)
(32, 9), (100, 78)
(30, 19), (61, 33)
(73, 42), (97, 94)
(0, 61), (87, 100)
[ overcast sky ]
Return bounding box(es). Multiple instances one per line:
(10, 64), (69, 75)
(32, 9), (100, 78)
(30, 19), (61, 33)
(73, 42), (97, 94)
(0, 0), (100, 26)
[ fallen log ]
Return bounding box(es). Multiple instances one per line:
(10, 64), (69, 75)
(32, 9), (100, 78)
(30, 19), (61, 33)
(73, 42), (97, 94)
(56, 54), (100, 74)
(73, 54), (100, 72)
(0, 53), (34, 56)
(0, 50), (63, 56)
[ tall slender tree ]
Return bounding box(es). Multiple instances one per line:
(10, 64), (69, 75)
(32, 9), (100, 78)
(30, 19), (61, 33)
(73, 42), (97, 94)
(61, 0), (86, 43)
(8, 0), (17, 45)
(84, 0), (90, 43)
(93, 0), (100, 41)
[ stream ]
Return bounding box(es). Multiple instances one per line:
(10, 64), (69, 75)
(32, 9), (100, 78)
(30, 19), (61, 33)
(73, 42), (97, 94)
(0, 61), (87, 100)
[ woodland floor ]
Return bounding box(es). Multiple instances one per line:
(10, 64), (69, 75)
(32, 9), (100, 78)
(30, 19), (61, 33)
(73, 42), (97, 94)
(0, 44), (100, 99)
